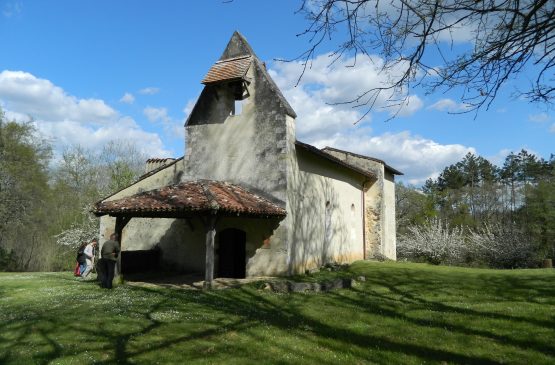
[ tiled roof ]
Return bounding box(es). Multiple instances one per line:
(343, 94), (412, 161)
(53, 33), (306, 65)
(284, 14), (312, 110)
(92, 180), (286, 218)
(146, 158), (175, 163)
(201, 55), (252, 84)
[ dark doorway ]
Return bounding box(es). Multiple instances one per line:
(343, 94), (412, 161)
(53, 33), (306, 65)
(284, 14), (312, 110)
(121, 249), (160, 274)
(217, 228), (246, 278)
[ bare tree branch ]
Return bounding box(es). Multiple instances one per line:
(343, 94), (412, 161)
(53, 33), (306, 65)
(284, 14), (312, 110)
(291, 0), (555, 116)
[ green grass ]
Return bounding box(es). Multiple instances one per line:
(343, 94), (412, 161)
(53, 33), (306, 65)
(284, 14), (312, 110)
(0, 262), (554, 364)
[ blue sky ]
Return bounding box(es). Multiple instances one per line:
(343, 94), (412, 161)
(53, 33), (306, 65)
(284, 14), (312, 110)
(1, 0), (553, 184)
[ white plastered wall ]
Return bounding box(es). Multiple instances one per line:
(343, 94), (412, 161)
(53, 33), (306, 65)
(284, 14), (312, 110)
(286, 144), (365, 274)
(98, 160), (185, 264)
(321, 149), (397, 260)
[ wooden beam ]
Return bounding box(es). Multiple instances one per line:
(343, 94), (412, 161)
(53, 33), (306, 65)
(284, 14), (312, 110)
(203, 213), (218, 289)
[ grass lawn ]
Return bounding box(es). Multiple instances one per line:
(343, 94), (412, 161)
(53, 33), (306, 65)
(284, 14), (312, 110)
(0, 261), (554, 364)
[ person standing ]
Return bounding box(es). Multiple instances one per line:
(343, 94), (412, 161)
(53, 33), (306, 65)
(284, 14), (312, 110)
(76, 242), (87, 276)
(99, 233), (120, 289)
(80, 238), (98, 279)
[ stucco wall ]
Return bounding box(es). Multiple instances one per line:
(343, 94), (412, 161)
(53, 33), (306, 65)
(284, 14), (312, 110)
(151, 215), (284, 276)
(181, 59), (294, 276)
(183, 62), (288, 202)
(286, 146), (365, 274)
(98, 160), (185, 268)
(322, 149), (397, 260)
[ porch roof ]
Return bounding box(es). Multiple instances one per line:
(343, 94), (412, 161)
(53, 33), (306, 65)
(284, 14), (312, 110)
(92, 180), (286, 219)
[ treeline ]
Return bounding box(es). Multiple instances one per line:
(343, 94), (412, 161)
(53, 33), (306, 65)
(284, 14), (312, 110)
(0, 111), (147, 271)
(396, 151), (555, 268)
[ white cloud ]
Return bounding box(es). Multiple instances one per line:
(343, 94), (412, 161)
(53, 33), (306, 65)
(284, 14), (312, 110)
(427, 98), (472, 113)
(143, 106), (184, 140)
(394, 95), (424, 117)
(528, 112), (550, 123)
(144, 106), (169, 123)
(119, 92), (135, 104)
(550, 124), (555, 133)
(0, 70), (116, 123)
(313, 131), (475, 185)
(268, 56), (473, 185)
(269, 53), (422, 140)
(138, 87), (160, 95)
(270, 53), (420, 111)
(33, 117), (169, 158)
(0, 70), (171, 158)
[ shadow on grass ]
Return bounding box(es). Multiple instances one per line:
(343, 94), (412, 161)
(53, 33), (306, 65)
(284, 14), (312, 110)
(0, 265), (554, 364)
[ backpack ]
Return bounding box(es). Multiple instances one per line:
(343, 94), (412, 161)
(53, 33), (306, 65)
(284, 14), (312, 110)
(73, 262), (81, 276)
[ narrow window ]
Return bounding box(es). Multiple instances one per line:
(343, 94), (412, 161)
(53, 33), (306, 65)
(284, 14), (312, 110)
(325, 201), (332, 245)
(234, 99), (243, 115)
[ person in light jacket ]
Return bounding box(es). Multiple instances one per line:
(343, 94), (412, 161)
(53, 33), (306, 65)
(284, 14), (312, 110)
(80, 238), (98, 279)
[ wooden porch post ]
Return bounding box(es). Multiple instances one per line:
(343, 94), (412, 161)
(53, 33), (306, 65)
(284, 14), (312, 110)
(204, 213), (218, 289)
(114, 216), (131, 279)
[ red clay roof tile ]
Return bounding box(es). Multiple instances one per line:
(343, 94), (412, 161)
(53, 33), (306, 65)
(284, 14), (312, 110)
(93, 180), (285, 218)
(201, 55), (252, 84)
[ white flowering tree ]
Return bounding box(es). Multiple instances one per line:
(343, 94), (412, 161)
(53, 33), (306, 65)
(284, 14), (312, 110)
(398, 218), (538, 268)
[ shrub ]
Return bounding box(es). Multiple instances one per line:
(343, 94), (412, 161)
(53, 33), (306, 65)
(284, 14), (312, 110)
(397, 218), (466, 265)
(398, 219), (539, 268)
(468, 224), (539, 269)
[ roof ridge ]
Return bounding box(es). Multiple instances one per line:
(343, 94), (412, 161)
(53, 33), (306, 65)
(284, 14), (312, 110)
(216, 55), (252, 63)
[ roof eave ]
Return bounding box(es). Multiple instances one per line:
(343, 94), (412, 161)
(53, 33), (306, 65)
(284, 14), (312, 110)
(321, 146), (404, 175)
(295, 141), (376, 180)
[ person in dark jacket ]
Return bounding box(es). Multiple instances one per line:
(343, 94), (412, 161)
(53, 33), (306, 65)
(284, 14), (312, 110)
(99, 233), (120, 289)
(76, 242), (87, 276)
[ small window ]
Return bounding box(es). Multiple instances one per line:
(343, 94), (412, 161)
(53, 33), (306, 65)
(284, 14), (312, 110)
(234, 99), (243, 115)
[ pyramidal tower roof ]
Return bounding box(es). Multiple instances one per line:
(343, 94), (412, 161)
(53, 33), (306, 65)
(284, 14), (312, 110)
(219, 31), (256, 60)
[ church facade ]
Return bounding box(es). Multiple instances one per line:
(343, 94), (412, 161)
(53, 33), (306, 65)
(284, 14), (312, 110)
(94, 32), (401, 280)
